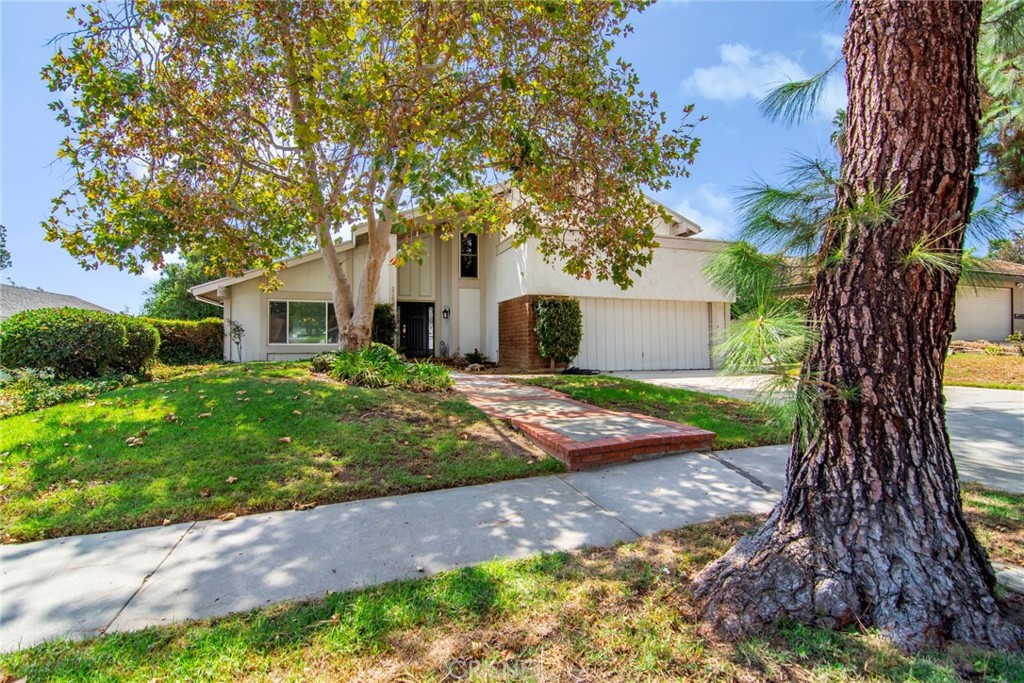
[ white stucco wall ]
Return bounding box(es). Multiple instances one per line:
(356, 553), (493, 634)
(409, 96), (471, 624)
(498, 236), (733, 304)
(219, 241), (399, 361)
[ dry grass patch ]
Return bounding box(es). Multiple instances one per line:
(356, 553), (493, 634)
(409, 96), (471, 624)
(963, 483), (1024, 566)
(945, 354), (1024, 390)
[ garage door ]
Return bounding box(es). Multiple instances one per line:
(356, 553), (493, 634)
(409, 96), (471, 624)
(954, 287), (1012, 341)
(575, 298), (714, 371)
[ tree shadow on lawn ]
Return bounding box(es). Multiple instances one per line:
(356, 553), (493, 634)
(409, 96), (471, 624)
(0, 368), (559, 542)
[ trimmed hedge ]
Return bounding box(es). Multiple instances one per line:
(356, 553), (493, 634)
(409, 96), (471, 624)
(533, 296), (583, 364)
(142, 317), (223, 365)
(0, 308), (159, 378)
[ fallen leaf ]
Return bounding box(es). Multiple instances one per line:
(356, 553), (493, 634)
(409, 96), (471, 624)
(199, 488), (211, 498)
(278, 436), (292, 444)
(258, 416), (267, 422)
(292, 502), (316, 511)
(162, 518), (171, 526)
(225, 476), (238, 484)
(292, 410), (302, 415)
(198, 412), (212, 419)
(164, 413), (179, 423)
(217, 512), (237, 522)
(236, 390), (247, 395)
(63, 442), (70, 448)
(137, 430), (148, 438)
(302, 390), (312, 396)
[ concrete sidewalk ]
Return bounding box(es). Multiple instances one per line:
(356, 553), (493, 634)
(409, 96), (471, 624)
(3, 440), (1021, 653)
(1, 449), (778, 653)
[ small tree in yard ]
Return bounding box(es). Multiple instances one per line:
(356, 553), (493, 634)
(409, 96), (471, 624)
(141, 252), (224, 320)
(693, 0), (1023, 651)
(44, 1), (699, 350)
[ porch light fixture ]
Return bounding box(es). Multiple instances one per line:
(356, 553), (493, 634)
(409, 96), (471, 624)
(442, 306), (451, 319)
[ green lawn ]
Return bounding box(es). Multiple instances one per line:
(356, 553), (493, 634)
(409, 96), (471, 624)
(3, 486), (1020, 682)
(0, 362), (561, 542)
(517, 374), (790, 449)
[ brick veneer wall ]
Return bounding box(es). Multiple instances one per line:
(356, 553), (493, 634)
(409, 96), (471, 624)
(498, 295), (567, 370)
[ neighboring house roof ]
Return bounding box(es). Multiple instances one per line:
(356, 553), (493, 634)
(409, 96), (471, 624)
(979, 258), (1024, 277)
(779, 256), (1024, 291)
(0, 284), (115, 320)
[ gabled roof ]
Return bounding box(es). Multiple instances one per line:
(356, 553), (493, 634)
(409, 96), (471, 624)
(0, 284), (115, 319)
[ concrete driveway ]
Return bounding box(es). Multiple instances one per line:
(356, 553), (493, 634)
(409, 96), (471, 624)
(615, 370), (1024, 493)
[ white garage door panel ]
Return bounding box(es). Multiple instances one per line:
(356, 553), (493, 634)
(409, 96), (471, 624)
(576, 298), (710, 371)
(954, 287), (1011, 341)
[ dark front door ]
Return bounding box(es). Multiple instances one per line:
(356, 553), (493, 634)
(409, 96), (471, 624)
(398, 302), (434, 358)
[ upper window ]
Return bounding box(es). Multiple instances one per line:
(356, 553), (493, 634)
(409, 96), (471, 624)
(460, 233), (478, 278)
(269, 300), (338, 344)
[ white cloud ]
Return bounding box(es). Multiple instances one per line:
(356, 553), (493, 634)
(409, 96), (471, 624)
(820, 32), (843, 56)
(673, 184), (734, 241)
(817, 72), (847, 122)
(684, 42), (846, 123)
(138, 267), (162, 283)
(683, 43), (809, 102)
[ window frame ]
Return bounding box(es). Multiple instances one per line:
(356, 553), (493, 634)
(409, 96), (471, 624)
(267, 299), (339, 345)
(460, 232), (479, 279)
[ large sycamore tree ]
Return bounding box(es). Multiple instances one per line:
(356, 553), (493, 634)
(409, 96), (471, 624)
(45, 0), (697, 348)
(693, 0), (1023, 651)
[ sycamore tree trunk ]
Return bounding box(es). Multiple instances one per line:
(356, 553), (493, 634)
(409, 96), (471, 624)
(692, 0), (1022, 651)
(337, 223), (390, 351)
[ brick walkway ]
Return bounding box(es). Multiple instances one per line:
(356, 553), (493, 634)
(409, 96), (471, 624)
(452, 374), (715, 470)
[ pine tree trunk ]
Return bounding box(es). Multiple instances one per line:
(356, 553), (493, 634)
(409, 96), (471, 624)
(692, 0), (1023, 651)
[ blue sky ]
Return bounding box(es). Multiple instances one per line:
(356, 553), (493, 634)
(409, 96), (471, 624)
(5, 1), (849, 313)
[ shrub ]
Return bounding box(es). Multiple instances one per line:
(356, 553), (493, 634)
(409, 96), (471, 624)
(142, 317), (223, 364)
(405, 359), (454, 392)
(983, 344), (1003, 356)
(1008, 330), (1024, 357)
(465, 349), (488, 364)
(533, 296), (583, 364)
(325, 344), (452, 392)
(372, 304), (398, 346)
(114, 316), (161, 374)
(0, 368), (137, 418)
(309, 351), (337, 374)
(0, 308), (160, 378)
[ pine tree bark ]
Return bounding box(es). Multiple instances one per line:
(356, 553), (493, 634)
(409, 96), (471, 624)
(692, 0), (1023, 651)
